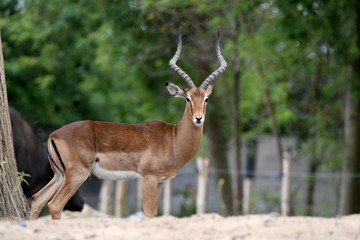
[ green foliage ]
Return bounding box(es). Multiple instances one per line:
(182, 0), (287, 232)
(177, 201), (196, 217)
(0, 1), (351, 129)
(1, 0), (175, 128)
(175, 185), (196, 217)
(12, 171), (31, 195)
(252, 191), (280, 213)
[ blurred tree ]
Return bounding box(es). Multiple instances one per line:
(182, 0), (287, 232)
(275, 0), (357, 215)
(340, 1), (360, 215)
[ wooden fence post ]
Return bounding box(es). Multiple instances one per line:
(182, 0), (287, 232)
(115, 180), (126, 217)
(163, 179), (172, 215)
(196, 157), (210, 214)
(242, 178), (253, 214)
(243, 140), (257, 214)
(99, 179), (114, 215)
(281, 151), (292, 216)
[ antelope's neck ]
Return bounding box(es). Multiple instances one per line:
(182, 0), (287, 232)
(174, 108), (204, 169)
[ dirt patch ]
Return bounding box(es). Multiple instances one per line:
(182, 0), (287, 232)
(0, 208), (359, 240)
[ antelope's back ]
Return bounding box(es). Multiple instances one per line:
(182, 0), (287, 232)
(93, 120), (175, 153)
(49, 120), (97, 152)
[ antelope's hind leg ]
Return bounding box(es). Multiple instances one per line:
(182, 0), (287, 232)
(30, 160), (64, 220)
(47, 166), (91, 220)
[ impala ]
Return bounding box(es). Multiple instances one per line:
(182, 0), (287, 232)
(30, 28), (227, 220)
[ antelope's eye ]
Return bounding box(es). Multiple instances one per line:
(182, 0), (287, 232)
(186, 97), (191, 103)
(204, 98), (209, 103)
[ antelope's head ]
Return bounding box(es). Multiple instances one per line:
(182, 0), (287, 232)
(166, 27), (227, 127)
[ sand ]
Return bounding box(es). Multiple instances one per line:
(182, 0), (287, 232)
(0, 206), (359, 240)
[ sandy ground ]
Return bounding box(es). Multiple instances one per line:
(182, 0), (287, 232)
(0, 206), (359, 240)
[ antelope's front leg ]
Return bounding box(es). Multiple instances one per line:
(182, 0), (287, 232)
(155, 182), (164, 211)
(142, 175), (162, 217)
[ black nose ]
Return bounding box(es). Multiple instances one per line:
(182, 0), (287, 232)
(196, 117), (202, 123)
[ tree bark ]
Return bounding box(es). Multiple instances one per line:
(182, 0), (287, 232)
(340, 3), (360, 215)
(0, 32), (30, 219)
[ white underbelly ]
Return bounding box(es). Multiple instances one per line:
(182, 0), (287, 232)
(91, 162), (141, 180)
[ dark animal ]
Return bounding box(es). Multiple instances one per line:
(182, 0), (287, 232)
(10, 107), (84, 211)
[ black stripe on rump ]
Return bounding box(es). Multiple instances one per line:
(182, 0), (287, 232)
(49, 153), (62, 173)
(46, 145), (61, 172)
(51, 139), (66, 171)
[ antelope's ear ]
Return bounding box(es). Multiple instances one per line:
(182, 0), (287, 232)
(205, 84), (213, 97)
(165, 82), (186, 99)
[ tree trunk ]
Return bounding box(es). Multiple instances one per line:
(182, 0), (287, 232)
(223, 56), (243, 215)
(0, 32), (30, 219)
(196, 55), (233, 215)
(243, 139), (257, 214)
(305, 158), (318, 216)
(256, 62), (283, 172)
(305, 53), (322, 216)
(230, 57), (242, 214)
(340, 90), (360, 214)
(340, 3), (360, 215)
(206, 101), (233, 215)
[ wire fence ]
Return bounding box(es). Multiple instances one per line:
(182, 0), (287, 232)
(167, 163), (345, 217)
(177, 167), (360, 179)
(94, 159), (351, 218)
